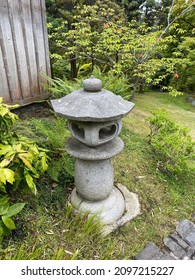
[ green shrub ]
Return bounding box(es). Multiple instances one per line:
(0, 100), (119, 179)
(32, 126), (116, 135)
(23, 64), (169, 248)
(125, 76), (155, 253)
(147, 109), (195, 176)
(0, 98), (49, 195)
(0, 98), (49, 242)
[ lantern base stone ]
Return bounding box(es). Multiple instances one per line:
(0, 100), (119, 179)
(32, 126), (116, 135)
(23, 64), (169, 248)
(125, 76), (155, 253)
(102, 183), (141, 236)
(71, 186), (125, 225)
(70, 183), (140, 236)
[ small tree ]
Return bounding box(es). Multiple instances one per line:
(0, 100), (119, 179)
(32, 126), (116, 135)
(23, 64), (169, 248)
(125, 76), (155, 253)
(47, 0), (195, 96)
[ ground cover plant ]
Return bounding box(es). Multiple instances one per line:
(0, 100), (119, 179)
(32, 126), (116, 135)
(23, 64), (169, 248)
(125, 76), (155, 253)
(0, 89), (194, 260)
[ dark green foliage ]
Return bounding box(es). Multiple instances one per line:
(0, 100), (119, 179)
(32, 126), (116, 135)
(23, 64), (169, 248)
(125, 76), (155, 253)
(46, 76), (83, 98)
(46, 67), (132, 99)
(92, 67), (132, 99)
(147, 109), (195, 176)
(116, 0), (173, 26)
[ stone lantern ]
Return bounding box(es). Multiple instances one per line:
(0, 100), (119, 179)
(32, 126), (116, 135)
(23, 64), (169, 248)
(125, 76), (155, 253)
(51, 76), (140, 235)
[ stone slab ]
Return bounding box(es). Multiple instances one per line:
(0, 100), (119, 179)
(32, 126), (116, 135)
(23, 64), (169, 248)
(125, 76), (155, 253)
(164, 237), (186, 259)
(176, 219), (195, 246)
(170, 234), (189, 249)
(135, 242), (164, 260)
(135, 220), (195, 260)
(159, 252), (177, 260)
(186, 246), (195, 258)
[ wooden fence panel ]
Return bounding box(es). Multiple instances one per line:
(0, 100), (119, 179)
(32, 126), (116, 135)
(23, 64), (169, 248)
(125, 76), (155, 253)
(0, 0), (51, 106)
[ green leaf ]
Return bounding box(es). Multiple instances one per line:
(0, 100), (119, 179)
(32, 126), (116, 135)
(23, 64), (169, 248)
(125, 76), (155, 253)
(0, 203), (9, 216)
(1, 223), (11, 236)
(0, 155), (14, 168)
(25, 173), (37, 195)
(18, 154), (33, 170)
(0, 196), (9, 215)
(0, 168), (15, 184)
(4, 203), (25, 217)
(0, 196), (9, 206)
(41, 156), (48, 172)
(0, 107), (9, 117)
(2, 216), (16, 230)
(4, 169), (15, 184)
(0, 145), (13, 156)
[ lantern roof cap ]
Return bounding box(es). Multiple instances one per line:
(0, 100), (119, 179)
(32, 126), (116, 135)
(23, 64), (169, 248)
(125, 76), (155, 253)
(51, 76), (134, 122)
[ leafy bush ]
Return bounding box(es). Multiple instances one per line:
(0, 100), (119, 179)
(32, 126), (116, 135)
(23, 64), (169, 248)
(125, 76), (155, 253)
(147, 109), (195, 175)
(0, 98), (49, 241)
(0, 98), (48, 195)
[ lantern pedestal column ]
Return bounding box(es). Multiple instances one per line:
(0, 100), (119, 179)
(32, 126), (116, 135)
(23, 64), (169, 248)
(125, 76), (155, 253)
(66, 137), (141, 235)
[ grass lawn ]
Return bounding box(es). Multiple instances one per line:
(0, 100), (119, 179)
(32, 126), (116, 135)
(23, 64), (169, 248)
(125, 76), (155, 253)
(0, 92), (195, 260)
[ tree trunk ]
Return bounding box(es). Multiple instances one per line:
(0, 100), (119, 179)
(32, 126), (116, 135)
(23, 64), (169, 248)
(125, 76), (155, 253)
(129, 76), (140, 101)
(70, 54), (77, 80)
(139, 77), (145, 93)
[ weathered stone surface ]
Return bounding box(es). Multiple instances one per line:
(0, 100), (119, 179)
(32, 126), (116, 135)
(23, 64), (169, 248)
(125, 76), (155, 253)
(186, 246), (195, 258)
(75, 158), (113, 201)
(136, 220), (195, 260)
(51, 77), (134, 122)
(186, 96), (195, 105)
(164, 237), (186, 259)
(102, 184), (141, 236)
(83, 76), (102, 92)
(68, 119), (122, 147)
(135, 242), (164, 260)
(176, 219), (195, 246)
(66, 136), (124, 160)
(159, 252), (177, 260)
(170, 234), (189, 249)
(71, 186), (125, 225)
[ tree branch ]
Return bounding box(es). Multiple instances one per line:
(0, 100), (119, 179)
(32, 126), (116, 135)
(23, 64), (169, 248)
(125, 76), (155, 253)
(178, 17), (195, 29)
(167, 0), (175, 26)
(141, 1), (195, 64)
